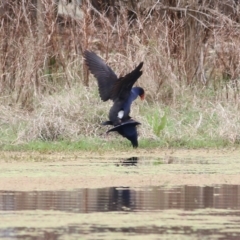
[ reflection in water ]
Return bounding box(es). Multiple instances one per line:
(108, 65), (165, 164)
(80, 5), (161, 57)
(1, 185), (240, 240)
(115, 155), (214, 166)
(116, 157), (139, 166)
(0, 185), (240, 213)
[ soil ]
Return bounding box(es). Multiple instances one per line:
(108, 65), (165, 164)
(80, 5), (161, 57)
(0, 148), (239, 191)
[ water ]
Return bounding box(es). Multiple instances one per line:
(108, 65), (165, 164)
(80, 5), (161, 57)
(1, 150), (240, 239)
(1, 185), (240, 212)
(1, 185), (240, 239)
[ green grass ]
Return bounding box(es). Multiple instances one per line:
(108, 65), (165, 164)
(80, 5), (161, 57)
(0, 84), (239, 152)
(0, 138), (122, 152)
(0, 137), (161, 152)
(0, 136), (234, 152)
(146, 110), (167, 137)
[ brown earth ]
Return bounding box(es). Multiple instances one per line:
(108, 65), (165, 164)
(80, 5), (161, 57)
(0, 148), (239, 191)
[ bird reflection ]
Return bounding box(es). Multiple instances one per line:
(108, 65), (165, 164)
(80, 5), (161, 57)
(116, 157), (138, 166)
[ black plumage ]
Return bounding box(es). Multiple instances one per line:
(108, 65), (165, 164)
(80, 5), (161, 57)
(84, 50), (144, 126)
(83, 50), (144, 147)
(106, 119), (141, 148)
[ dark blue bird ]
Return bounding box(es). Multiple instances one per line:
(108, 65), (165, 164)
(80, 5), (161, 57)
(83, 50), (144, 147)
(105, 119), (141, 148)
(83, 50), (144, 126)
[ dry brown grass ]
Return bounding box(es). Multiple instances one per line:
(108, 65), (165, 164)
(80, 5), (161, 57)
(0, 1), (240, 146)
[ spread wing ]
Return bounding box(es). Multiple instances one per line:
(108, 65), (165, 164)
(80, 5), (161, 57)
(110, 62), (143, 102)
(106, 119), (141, 148)
(84, 50), (118, 101)
(107, 119), (141, 133)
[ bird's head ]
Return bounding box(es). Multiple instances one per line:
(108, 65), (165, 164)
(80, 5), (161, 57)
(133, 87), (145, 100)
(130, 137), (138, 148)
(140, 90), (145, 100)
(125, 131), (138, 148)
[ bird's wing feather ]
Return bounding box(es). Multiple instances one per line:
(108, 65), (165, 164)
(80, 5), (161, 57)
(107, 120), (141, 133)
(110, 62), (143, 102)
(84, 50), (118, 101)
(107, 120), (141, 148)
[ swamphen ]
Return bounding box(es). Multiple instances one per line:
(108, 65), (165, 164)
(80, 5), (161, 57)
(83, 50), (144, 147)
(83, 50), (144, 126)
(105, 119), (141, 148)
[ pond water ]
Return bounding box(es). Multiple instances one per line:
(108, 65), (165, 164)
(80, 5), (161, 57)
(0, 150), (240, 239)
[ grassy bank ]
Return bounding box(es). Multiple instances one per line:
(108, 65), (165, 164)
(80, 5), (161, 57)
(0, 85), (239, 151)
(0, 1), (240, 151)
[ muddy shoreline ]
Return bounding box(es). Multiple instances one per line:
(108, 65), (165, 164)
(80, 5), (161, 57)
(0, 148), (239, 191)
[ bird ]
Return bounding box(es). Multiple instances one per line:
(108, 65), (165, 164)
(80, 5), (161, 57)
(83, 50), (144, 126)
(106, 119), (141, 148)
(83, 50), (144, 147)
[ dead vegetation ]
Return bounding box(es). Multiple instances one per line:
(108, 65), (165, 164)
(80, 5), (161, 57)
(0, 0), (240, 145)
